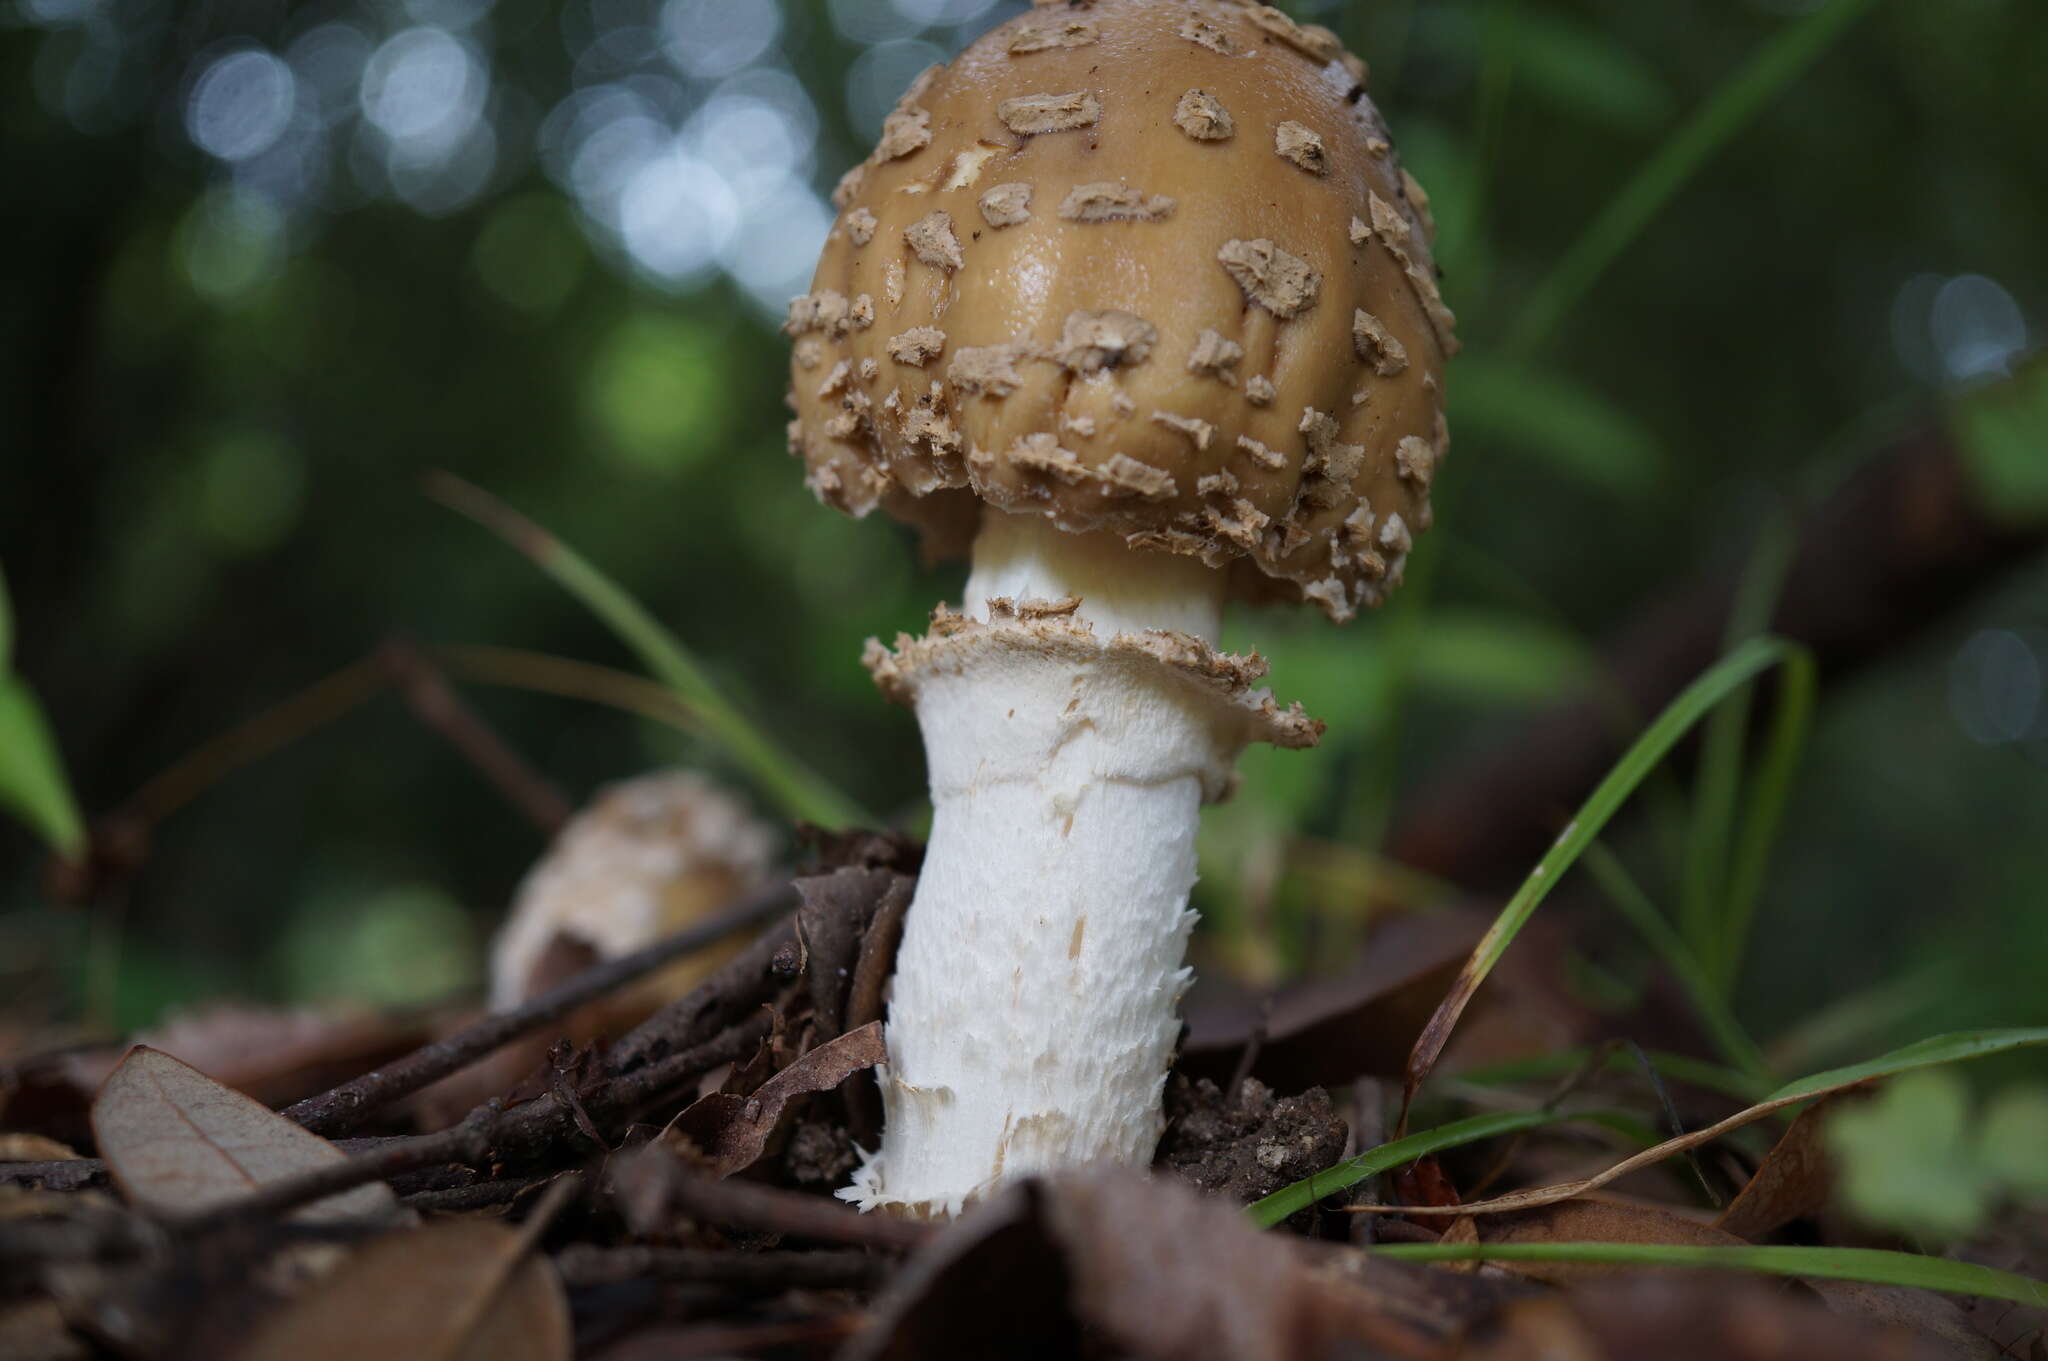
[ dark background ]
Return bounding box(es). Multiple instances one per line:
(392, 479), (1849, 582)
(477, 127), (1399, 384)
(2, 0), (2043, 1083)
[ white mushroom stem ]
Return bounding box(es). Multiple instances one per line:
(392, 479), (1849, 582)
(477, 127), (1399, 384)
(844, 511), (1250, 1218)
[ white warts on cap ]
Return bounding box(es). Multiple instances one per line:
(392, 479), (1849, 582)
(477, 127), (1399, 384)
(1173, 89), (1234, 140)
(1150, 410), (1214, 450)
(888, 327), (947, 365)
(1186, 328), (1244, 380)
(1352, 309), (1407, 375)
(978, 182), (1033, 228)
(904, 211), (965, 272)
(1007, 14), (1099, 52)
(846, 207), (877, 245)
(876, 106), (933, 161)
(996, 90), (1102, 134)
(1274, 121), (1327, 175)
(1058, 181), (1176, 223)
(1217, 238), (1321, 318)
(1245, 7), (1342, 62)
(1053, 309), (1157, 373)
(1394, 435), (1437, 488)
(947, 343), (1031, 395)
(1178, 18), (1244, 56)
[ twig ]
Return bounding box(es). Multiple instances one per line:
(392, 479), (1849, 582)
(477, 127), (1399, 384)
(284, 880), (794, 1135)
(173, 1104), (506, 1235)
(599, 1316), (864, 1359)
(646, 1172), (932, 1254)
(174, 1020), (770, 1235)
(554, 1245), (887, 1291)
(0, 1159), (107, 1191)
(403, 1176), (551, 1213)
(610, 913), (804, 1073)
(375, 637), (573, 834)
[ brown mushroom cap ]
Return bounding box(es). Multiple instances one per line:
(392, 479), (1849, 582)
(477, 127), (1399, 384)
(787, 0), (1455, 621)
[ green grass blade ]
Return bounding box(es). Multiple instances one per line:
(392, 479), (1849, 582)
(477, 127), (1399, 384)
(1715, 642), (1816, 990)
(1582, 842), (1769, 1082)
(1248, 1110), (1563, 1228)
(1403, 636), (1802, 1100)
(1368, 1242), (2048, 1307)
(1764, 1029), (2048, 1106)
(1678, 517), (1797, 958)
(1452, 1047), (1770, 1106)
(0, 676), (86, 861)
(1508, 0), (1881, 356)
(428, 474), (869, 830)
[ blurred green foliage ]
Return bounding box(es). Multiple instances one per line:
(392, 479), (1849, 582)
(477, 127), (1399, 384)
(1, 0), (2043, 1066)
(1829, 1069), (2048, 1241)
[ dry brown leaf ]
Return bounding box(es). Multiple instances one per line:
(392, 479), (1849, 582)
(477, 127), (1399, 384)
(1459, 1276), (1954, 1360)
(0, 1133), (82, 1162)
(231, 1218), (571, 1361)
(0, 1298), (86, 1361)
(1476, 1196), (1747, 1286)
(668, 1022), (885, 1177)
(1716, 1091), (1866, 1241)
(90, 1045), (397, 1222)
(64, 1005), (432, 1112)
(848, 1167), (1445, 1361)
(1181, 913), (1481, 1090)
(1804, 1280), (2006, 1360)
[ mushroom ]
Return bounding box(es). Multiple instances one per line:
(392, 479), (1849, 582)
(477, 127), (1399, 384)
(786, 0), (1454, 1218)
(489, 770), (776, 1018)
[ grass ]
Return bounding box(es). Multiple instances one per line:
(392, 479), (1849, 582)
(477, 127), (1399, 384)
(1370, 1242), (2048, 1307)
(1506, 0), (1885, 356)
(426, 473), (870, 831)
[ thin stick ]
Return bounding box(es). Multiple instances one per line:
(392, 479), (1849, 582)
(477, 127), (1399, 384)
(285, 880), (794, 1136)
(119, 657), (388, 825)
(179, 1019), (768, 1236)
(649, 1170), (932, 1254)
(375, 638), (573, 834)
(553, 1245), (887, 1291)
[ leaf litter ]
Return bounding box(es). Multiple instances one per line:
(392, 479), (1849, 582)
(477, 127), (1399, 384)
(5, 831), (2045, 1358)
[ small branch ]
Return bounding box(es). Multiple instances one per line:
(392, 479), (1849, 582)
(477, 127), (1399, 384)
(554, 1245), (887, 1291)
(284, 880), (794, 1136)
(375, 637), (574, 835)
(646, 1170), (933, 1254)
(174, 1104), (504, 1235)
(610, 913), (804, 1073)
(174, 1021), (768, 1236)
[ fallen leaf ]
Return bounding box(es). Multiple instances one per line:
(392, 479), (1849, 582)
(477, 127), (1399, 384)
(1461, 1276), (1954, 1360)
(90, 1046), (397, 1222)
(794, 867), (907, 1036)
(846, 1166), (1447, 1361)
(1180, 912), (1481, 1090)
(667, 1022), (885, 1177)
(231, 1218), (571, 1361)
(1716, 1092), (1863, 1241)
(0, 1134), (82, 1162)
(66, 1005), (432, 1112)
(0, 1297), (87, 1361)
(1805, 1280), (2006, 1360)
(1477, 1196), (1747, 1285)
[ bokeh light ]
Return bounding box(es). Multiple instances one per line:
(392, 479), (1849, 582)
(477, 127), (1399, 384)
(661, 0), (783, 80)
(1949, 628), (2045, 747)
(185, 47), (297, 163)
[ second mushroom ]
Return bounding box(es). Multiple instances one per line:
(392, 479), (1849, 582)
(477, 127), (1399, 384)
(786, 0), (1456, 1219)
